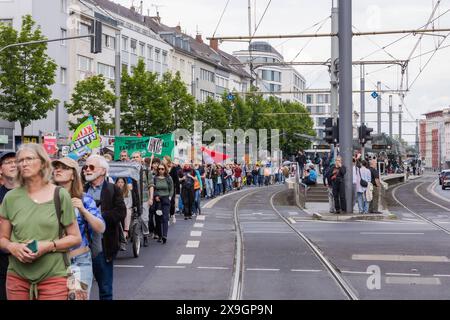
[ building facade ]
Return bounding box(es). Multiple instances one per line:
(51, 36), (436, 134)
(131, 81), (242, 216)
(305, 92), (331, 141)
(233, 41), (306, 103)
(419, 109), (450, 170)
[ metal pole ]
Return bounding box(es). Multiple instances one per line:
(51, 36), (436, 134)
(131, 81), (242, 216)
(360, 65), (365, 126)
(389, 95), (393, 137)
(416, 119), (419, 154)
(338, 0), (353, 213)
(399, 105), (402, 141)
(114, 31), (121, 136)
(377, 81), (381, 134)
(331, 3), (339, 160)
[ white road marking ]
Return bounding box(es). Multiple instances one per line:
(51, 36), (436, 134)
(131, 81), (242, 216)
(385, 273), (421, 277)
(177, 254), (195, 264)
(360, 232), (425, 235)
(193, 223), (204, 228)
(114, 265), (144, 268)
(352, 254), (450, 262)
(289, 212), (300, 216)
(155, 266), (186, 269)
(341, 271), (372, 275)
(434, 274), (450, 277)
(291, 269), (322, 273)
(186, 240), (200, 248)
(202, 188), (250, 209)
(252, 212), (263, 215)
(288, 217), (297, 224)
(196, 215), (206, 221)
(190, 231), (202, 237)
(246, 268), (280, 272)
(386, 277), (441, 285)
(414, 183), (450, 212)
(243, 231), (293, 234)
(197, 266), (229, 270)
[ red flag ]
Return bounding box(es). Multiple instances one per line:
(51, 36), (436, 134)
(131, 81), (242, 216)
(201, 146), (230, 163)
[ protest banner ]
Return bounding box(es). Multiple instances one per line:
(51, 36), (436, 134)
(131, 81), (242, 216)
(68, 116), (101, 160)
(114, 133), (174, 160)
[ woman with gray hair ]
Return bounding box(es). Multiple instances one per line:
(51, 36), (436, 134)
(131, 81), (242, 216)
(0, 143), (81, 300)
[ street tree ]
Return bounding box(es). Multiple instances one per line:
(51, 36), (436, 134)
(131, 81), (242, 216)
(120, 59), (167, 136)
(160, 71), (196, 132)
(65, 75), (116, 134)
(0, 15), (58, 141)
(195, 97), (228, 131)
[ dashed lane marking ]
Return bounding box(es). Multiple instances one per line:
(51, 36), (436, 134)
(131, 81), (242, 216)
(434, 274), (450, 277)
(155, 266), (186, 269)
(386, 277), (441, 285)
(291, 269), (322, 273)
(352, 254), (450, 262)
(114, 265), (145, 268)
(186, 240), (200, 248)
(194, 223), (204, 228)
(287, 217), (297, 224)
(246, 268), (280, 272)
(385, 273), (421, 277)
(196, 215), (206, 221)
(197, 267), (230, 270)
(190, 231), (202, 237)
(360, 232), (425, 235)
(177, 254), (195, 264)
(341, 271), (372, 275)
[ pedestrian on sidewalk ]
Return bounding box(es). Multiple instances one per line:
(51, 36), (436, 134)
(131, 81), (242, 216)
(0, 144), (81, 300)
(369, 159), (382, 214)
(356, 160), (371, 214)
(330, 156), (347, 214)
(0, 151), (18, 300)
(83, 155), (126, 300)
(53, 157), (105, 299)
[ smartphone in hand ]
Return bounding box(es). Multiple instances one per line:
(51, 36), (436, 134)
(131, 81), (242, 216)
(26, 240), (38, 253)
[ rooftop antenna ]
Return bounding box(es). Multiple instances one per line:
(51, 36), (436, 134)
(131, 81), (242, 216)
(151, 4), (165, 19)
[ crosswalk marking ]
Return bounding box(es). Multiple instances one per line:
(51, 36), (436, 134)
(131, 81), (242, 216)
(190, 231), (202, 237)
(196, 215), (206, 221)
(155, 266), (186, 269)
(194, 223), (204, 228)
(177, 254), (195, 264)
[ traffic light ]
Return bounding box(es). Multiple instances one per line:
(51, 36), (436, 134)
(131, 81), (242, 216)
(359, 125), (374, 145)
(90, 20), (102, 54)
(323, 118), (339, 145)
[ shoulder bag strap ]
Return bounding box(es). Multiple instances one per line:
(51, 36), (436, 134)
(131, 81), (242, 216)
(54, 186), (70, 268)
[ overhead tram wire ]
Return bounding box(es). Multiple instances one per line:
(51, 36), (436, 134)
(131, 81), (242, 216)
(252, 0), (272, 38)
(212, 0), (232, 38)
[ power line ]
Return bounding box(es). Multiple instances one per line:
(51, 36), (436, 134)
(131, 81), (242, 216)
(212, 0), (231, 38)
(252, 0), (272, 37)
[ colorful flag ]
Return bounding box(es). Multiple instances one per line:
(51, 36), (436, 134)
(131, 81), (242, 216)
(114, 133), (175, 160)
(68, 116), (101, 160)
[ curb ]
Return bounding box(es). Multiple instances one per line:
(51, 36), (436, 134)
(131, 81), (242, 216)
(312, 212), (397, 222)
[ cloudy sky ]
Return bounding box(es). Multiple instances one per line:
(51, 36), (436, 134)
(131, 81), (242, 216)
(115, 0), (450, 143)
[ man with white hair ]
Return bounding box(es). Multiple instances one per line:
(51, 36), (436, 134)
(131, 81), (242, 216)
(83, 155), (126, 300)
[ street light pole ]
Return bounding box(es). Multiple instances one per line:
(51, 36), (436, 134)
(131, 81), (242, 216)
(114, 31), (121, 136)
(331, 2), (339, 160)
(338, 0), (353, 213)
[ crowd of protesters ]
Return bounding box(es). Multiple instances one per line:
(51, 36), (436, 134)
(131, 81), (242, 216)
(0, 144), (292, 301)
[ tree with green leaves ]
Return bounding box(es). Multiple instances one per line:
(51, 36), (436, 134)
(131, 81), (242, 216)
(65, 75), (116, 134)
(195, 97), (228, 131)
(120, 59), (168, 136)
(0, 15), (58, 141)
(160, 71), (196, 132)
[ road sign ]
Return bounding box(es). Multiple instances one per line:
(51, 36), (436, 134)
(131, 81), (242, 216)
(371, 144), (390, 150)
(371, 91), (379, 99)
(226, 93), (235, 101)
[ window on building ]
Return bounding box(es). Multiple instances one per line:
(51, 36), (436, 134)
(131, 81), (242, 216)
(162, 51), (168, 65)
(269, 83), (281, 92)
(78, 55), (92, 72)
(200, 89), (215, 102)
(60, 67), (66, 84)
(216, 75), (229, 89)
(317, 94), (330, 104)
(0, 19), (13, 27)
(60, 28), (67, 45)
(147, 45), (153, 60)
(78, 22), (91, 36)
(103, 34), (116, 49)
(261, 70), (281, 82)
(317, 117), (327, 127)
(130, 39), (137, 54)
(306, 94), (313, 104)
(61, 0), (67, 13)
(122, 36), (128, 52)
(200, 68), (214, 82)
(180, 59), (185, 73)
(155, 48), (161, 62)
(97, 63), (115, 80)
(139, 42), (145, 56)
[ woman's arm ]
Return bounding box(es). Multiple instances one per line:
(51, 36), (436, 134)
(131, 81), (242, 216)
(75, 196), (105, 234)
(35, 221), (82, 259)
(0, 218), (36, 263)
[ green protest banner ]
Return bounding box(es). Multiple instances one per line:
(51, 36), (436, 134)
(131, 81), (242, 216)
(114, 133), (175, 160)
(68, 116), (101, 160)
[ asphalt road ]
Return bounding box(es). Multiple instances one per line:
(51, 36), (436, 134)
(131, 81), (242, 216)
(91, 175), (450, 300)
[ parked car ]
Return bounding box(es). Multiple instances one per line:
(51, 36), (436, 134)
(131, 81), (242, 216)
(440, 170), (450, 189)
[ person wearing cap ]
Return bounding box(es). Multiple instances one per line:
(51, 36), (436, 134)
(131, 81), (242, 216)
(52, 157), (105, 299)
(0, 151), (18, 300)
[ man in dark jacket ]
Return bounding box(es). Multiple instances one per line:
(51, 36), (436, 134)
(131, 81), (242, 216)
(83, 155), (126, 300)
(330, 156), (347, 214)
